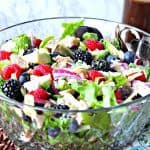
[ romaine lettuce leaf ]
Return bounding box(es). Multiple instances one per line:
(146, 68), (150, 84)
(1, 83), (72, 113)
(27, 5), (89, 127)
(112, 75), (128, 88)
(61, 20), (84, 39)
(71, 81), (102, 108)
(12, 34), (31, 54)
(39, 36), (54, 48)
(101, 83), (117, 107)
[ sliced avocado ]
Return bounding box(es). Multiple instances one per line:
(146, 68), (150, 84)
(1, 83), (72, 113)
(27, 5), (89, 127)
(39, 74), (51, 90)
(91, 49), (109, 59)
(55, 45), (73, 57)
(22, 48), (51, 64)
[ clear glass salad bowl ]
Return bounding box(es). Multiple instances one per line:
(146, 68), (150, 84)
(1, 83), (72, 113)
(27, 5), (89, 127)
(0, 17), (150, 150)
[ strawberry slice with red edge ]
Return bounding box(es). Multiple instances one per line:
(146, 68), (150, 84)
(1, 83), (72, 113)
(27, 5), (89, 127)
(2, 64), (22, 80)
(85, 39), (104, 51)
(0, 51), (11, 60)
(87, 70), (105, 82)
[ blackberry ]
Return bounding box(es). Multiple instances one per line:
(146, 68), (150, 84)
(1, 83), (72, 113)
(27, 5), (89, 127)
(1, 79), (23, 102)
(91, 59), (111, 71)
(54, 104), (69, 118)
(54, 104), (69, 110)
(73, 50), (93, 65)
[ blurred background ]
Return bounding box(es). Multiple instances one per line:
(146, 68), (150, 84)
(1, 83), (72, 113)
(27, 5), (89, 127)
(0, 0), (124, 28)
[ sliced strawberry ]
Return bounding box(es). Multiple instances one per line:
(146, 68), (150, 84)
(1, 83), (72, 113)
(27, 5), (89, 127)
(32, 38), (42, 47)
(87, 70), (104, 82)
(2, 64), (22, 80)
(0, 51), (11, 60)
(85, 39), (104, 51)
(135, 71), (147, 82)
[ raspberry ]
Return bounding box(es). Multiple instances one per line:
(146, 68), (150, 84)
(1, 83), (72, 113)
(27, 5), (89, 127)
(88, 70), (104, 82)
(29, 88), (49, 104)
(0, 51), (11, 60)
(2, 64), (22, 80)
(32, 64), (52, 76)
(85, 39), (104, 51)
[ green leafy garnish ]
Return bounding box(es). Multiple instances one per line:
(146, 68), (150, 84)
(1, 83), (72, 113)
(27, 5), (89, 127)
(39, 36), (54, 48)
(82, 32), (98, 40)
(12, 34), (31, 54)
(71, 81), (102, 108)
(61, 20), (84, 39)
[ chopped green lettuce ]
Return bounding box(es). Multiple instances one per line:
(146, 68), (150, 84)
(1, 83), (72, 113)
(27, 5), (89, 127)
(112, 75), (128, 87)
(39, 36), (54, 48)
(61, 20), (84, 39)
(103, 40), (123, 59)
(12, 34), (31, 54)
(82, 32), (98, 40)
(71, 81), (102, 108)
(101, 83), (117, 107)
(0, 77), (5, 91)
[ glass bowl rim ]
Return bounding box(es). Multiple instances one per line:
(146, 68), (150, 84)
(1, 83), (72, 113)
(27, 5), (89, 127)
(0, 16), (150, 113)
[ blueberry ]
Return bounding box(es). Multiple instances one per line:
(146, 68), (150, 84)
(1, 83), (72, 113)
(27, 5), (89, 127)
(124, 51), (135, 64)
(19, 72), (30, 85)
(69, 119), (79, 133)
(48, 127), (60, 137)
(106, 55), (120, 63)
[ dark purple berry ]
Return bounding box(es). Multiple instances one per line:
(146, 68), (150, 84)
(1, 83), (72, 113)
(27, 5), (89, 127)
(48, 127), (60, 137)
(69, 119), (79, 133)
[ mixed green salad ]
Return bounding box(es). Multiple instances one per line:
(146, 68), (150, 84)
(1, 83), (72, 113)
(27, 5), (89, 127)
(0, 20), (150, 146)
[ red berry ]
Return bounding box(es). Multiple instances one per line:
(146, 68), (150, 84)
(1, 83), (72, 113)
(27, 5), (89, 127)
(29, 88), (49, 104)
(2, 64), (22, 80)
(135, 71), (146, 82)
(85, 39), (104, 51)
(88, 70), (104, 82)
(32, 38), (42, 47)
(0, 51), (11, 60)
(32, 64), (52, 76)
